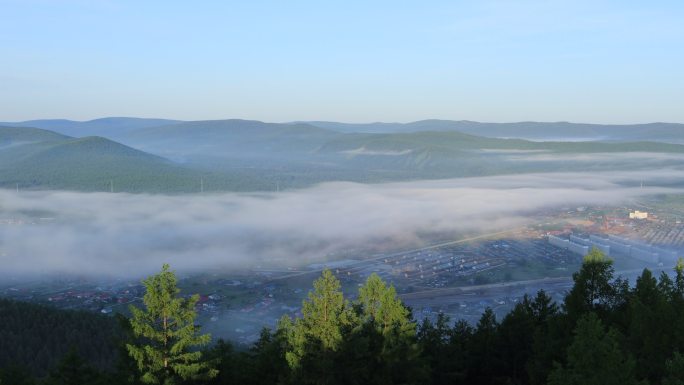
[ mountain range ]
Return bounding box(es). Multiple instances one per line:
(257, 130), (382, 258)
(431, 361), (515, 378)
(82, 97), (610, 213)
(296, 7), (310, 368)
(1, 118), (683, 192)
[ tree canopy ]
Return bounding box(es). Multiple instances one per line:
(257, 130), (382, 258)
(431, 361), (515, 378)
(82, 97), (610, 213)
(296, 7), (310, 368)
(6, 253), (684, 385)
(127, 264), (217, 384)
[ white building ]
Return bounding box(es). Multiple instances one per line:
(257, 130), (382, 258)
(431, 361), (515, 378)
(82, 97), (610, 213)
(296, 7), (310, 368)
(629, 210), (648, 219)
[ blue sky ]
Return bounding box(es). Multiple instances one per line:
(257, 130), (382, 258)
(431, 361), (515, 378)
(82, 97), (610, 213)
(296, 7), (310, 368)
(1, 0), (683, 123)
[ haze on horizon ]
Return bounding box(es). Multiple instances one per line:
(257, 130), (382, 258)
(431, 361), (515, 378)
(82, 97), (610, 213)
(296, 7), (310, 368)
(1, 0), (683, 124)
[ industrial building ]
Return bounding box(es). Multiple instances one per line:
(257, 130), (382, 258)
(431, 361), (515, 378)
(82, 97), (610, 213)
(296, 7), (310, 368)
(548, 235), (589, 256)
(549, 233), (680, 265)
(629, 211), (649, 219)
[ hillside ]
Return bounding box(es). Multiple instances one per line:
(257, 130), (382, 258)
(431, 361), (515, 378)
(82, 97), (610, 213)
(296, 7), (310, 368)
(0, 117), (181, 140)
(0, 298), (122, 377)
(5, 117), (683, 144)
(312, 130), (684, 176)
(306, 120), (684, 143)
(2, 122), (684, 192)
(318, 130), (684, 154)
(0, 136), (186, 191)
(0, 125), (70, 147)
(0, 130), (268, 192)
(120, 119), (339, 158)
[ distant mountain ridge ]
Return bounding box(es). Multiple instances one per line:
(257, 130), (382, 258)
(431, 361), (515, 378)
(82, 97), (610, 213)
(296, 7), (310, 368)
(304, 119), (684, 143)
(0, 117), (181, 140)
(0, 125), (70, 147)
(3, 117), (683, 143)
(2, 119), (684, 193)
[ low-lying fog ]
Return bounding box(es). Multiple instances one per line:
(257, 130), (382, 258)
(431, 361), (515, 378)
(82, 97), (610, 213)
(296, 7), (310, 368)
(1, 169), (683, 278)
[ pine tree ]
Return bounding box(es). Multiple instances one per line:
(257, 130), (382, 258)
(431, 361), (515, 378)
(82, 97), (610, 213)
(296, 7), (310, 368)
(358, 273), (412, 332)
(0, 364), (35, 385)
(300, 269), (354, 350)
(468, 308), (502, 384)
(355, 273), (424, 385)
(564, 248), (616, 320)
(627, 269), (674, 382)
(498, 296), (536, 384)
(126, 264), (217, 384)
(675, 258), (684, 297)
(548, 312), (642, 385)
(663, 351), (684, 385)
(281, 269), (354, 384)
(44, 348), (101, 385)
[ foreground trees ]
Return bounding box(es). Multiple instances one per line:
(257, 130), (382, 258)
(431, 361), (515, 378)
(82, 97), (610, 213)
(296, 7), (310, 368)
(7, 252), (684, 385)
(0, 298), (121, 378)
(127, 264), (217, 384)
(276, 271), (424, 385)
(548, 313), (641, 385)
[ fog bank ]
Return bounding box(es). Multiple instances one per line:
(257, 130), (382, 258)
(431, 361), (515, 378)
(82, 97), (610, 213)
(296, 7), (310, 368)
(1, 169), (683, 278)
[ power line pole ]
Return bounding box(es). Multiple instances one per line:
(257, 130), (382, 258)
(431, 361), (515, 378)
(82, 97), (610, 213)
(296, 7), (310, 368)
(110, 180), (114, 193)
(200, 177), (204, 193)
(16, 183), (19, 193)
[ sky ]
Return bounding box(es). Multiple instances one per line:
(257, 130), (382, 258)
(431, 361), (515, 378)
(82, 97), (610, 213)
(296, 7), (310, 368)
(1, 0), (683, 123)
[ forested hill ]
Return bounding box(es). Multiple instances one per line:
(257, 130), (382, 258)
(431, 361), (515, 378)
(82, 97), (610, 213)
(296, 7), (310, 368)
(0, 128), (270, 193)
(0, 298), (122, 377)
(3, 123), (684, 193)
(0, 125), (70, 147)
(0, 134), (205, 193)
(315, 129), (684, 154)
(0, 118), (181, 140)
(306, 120), (684, 142)
(5, 118), (683, 143)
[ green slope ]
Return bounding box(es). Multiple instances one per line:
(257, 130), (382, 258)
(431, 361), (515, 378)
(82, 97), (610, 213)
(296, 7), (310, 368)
(3, 123), (684, 193)
(0, 125), (70, 147)
(308, 130), (684, 179)
(0, 133), (267, 192)
(319, 130), (684, 153)
(306, 119), (684, 143)
(121, 119), (339, 157)
(0, 117), (182, 139)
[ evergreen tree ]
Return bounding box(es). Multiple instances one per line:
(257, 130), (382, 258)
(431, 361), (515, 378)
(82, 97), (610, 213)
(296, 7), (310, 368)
(675, 258), (684, 297)
(0, 364), (35, 385)
(564, 248), (616, 321)
(548, 312), (642, 385)
(355, 273), (424, 385)
(497, 295), (536, 384)
(663, 351), (684, 385)
(13, 258), (684, 384)
(358, 273), (411, 330)
(299, 269), (353, 351)
(527, 312), (565, 385)
(281, 269), (354, 385)
(248, 328), (289, 385)
(108, 313), (144, 385)
(127, 264), (217, 384)
(468, 308), (502, 385)
(44, 348), (103, 385)
(204, 339), (257, 385)
(0, 298), (121, 377)
(626, 269), (675, 382)
(418, 313), (467, 385)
